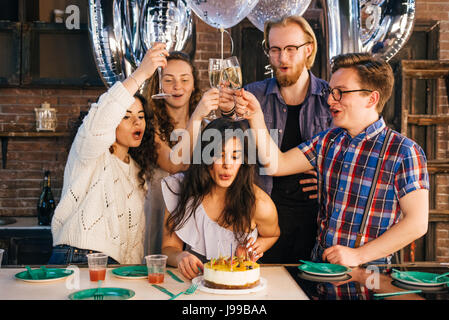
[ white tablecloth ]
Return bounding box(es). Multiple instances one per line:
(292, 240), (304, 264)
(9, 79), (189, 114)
(0, 265), (309, 300)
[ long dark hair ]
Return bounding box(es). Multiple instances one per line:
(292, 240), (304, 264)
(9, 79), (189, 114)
(128, 93), (157, 187)
(143, 51), (202, 148)
(67, 93), (157, 189)
(165, 118), (257, 244)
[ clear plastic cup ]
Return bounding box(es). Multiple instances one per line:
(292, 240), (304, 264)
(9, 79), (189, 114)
(87, 253), (108, 282)
(145, 255), (167, 284)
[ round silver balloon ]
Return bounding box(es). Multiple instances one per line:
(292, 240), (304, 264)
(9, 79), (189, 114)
(186, 0), (260, 29)
(88, 0), (195, 87)
(361, 0), (415, 61)
(247, 0), (312, 32)
(323, 0), (415, 62)
(140, 0), (195, 55)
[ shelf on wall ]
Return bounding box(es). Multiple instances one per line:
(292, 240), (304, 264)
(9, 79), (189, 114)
(0, 131), (70, 169)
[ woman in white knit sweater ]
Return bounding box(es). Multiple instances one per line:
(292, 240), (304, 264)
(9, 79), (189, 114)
(49, 43), (220, 265)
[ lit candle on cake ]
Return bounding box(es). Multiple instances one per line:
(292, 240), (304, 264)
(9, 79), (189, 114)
(230, 244), (233, 271)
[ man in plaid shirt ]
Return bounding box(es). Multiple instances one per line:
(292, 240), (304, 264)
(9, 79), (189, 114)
(237, 52), (429, 266)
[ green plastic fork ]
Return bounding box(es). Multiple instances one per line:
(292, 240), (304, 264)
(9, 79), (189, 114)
(169, 283), (198, 300)
(25, 266), (38, 280)
(40, 266), (48, 278)
(433, 272), (449, 282)
(392, 269), (426, 283)
(93, 280), (103, 300)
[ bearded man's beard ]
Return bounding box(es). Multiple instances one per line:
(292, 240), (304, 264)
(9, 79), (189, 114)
(272, 61), (305, 87)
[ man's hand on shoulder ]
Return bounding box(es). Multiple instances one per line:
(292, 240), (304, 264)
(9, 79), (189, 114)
(299, 170), (318, 199)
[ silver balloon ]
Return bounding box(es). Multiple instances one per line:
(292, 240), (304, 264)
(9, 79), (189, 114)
(88, 0), (195, 87)
(186, 0), (260, 29)
(140, 0), (195, 55)
(115, 0), (144, 69)
(247, 0), (312, 32)
(88, 0), (126, 87)
(323, 0), (415, 62)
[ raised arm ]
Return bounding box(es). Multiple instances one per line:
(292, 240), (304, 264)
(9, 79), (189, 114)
(156, 88), (220, 174)
(235, 89), (313, 176)
(74, 43), (168, 162)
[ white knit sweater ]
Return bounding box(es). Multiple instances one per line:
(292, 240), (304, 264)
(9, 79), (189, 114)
(51, 82), (146, 264)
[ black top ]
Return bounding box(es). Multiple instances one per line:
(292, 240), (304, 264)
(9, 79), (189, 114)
(272, 104), (316, 206)
(279, 104), (302, 152)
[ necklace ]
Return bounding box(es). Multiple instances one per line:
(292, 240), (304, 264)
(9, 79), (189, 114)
(123, 154), (130, 164)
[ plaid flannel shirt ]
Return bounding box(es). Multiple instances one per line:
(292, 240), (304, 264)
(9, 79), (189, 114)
(298, 117), (429, 258)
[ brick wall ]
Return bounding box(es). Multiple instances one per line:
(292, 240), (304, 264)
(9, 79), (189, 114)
(0, 1), (448, 261)
(0, 87), (103, 215)
(416, 0), (449, 262)
(193, 16), (232, 91)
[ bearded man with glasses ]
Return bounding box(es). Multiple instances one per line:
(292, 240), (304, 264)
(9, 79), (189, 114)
(244, 16), (333, 264)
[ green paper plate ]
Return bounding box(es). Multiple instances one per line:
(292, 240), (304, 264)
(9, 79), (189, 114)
(112, 266), (148, 279)
(69, 287), (135, 300)
(15, 268), (74, 283)
(298, 263), (351, 276)
(392, 271), (449, 287)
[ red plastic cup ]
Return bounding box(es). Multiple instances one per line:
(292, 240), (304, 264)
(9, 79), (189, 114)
(145, 255), (168, 284)
(148, 273), (165, 284)
(87, 253), (108, 282)
(89, 268), (106, 282)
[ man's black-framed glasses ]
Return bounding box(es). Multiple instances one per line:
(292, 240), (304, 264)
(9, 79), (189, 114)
(265, 42), (311, 58)
(321, 87), (373, 101)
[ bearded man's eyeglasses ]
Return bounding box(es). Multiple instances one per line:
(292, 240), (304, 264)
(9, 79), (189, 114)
(264, 42), (311, 58)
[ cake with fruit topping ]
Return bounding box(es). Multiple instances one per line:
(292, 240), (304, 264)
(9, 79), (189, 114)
(203, 256), (260, 289)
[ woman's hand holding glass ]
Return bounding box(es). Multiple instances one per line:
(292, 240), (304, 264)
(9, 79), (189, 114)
(150, 41), (172, 99)
(218, 86), (236, 115)
(208, 58), (234, 119)
(208, 56), (248, 120)
(136, 42), (169, 81)
(206, 58), (223, 120)
(191, 88), (220, 121)
(123, 43), (168, 94)
(221, 56), (245, 120)
(175, 251), (203, 280)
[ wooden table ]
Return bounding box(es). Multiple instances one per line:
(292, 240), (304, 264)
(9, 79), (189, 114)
(0, 265), (308, 300)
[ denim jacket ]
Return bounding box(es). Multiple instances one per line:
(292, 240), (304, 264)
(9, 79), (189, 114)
(244, 71), (333, 195)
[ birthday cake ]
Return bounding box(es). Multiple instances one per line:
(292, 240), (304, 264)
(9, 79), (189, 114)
(203, 256), (260, 289)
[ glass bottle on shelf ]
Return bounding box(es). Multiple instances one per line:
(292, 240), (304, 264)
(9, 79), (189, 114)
(37, 170), (55, 226)
(34, 101), (57, 132)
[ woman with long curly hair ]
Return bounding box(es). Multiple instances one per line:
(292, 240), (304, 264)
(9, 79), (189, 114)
(143, 51), (220, 256)
(161, 118), (280, 279)
(48, 46), (165, 265)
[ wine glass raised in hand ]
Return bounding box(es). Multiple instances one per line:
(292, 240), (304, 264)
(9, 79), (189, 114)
(151, 42), (171, 100)
(206, 58), (223, 120)
(222, 56), (244, 120)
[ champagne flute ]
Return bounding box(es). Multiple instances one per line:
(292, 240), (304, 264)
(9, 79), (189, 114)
(151, 41), (171, 100)
(207, 58), (223, 120)
(222, 56), (244, 121)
